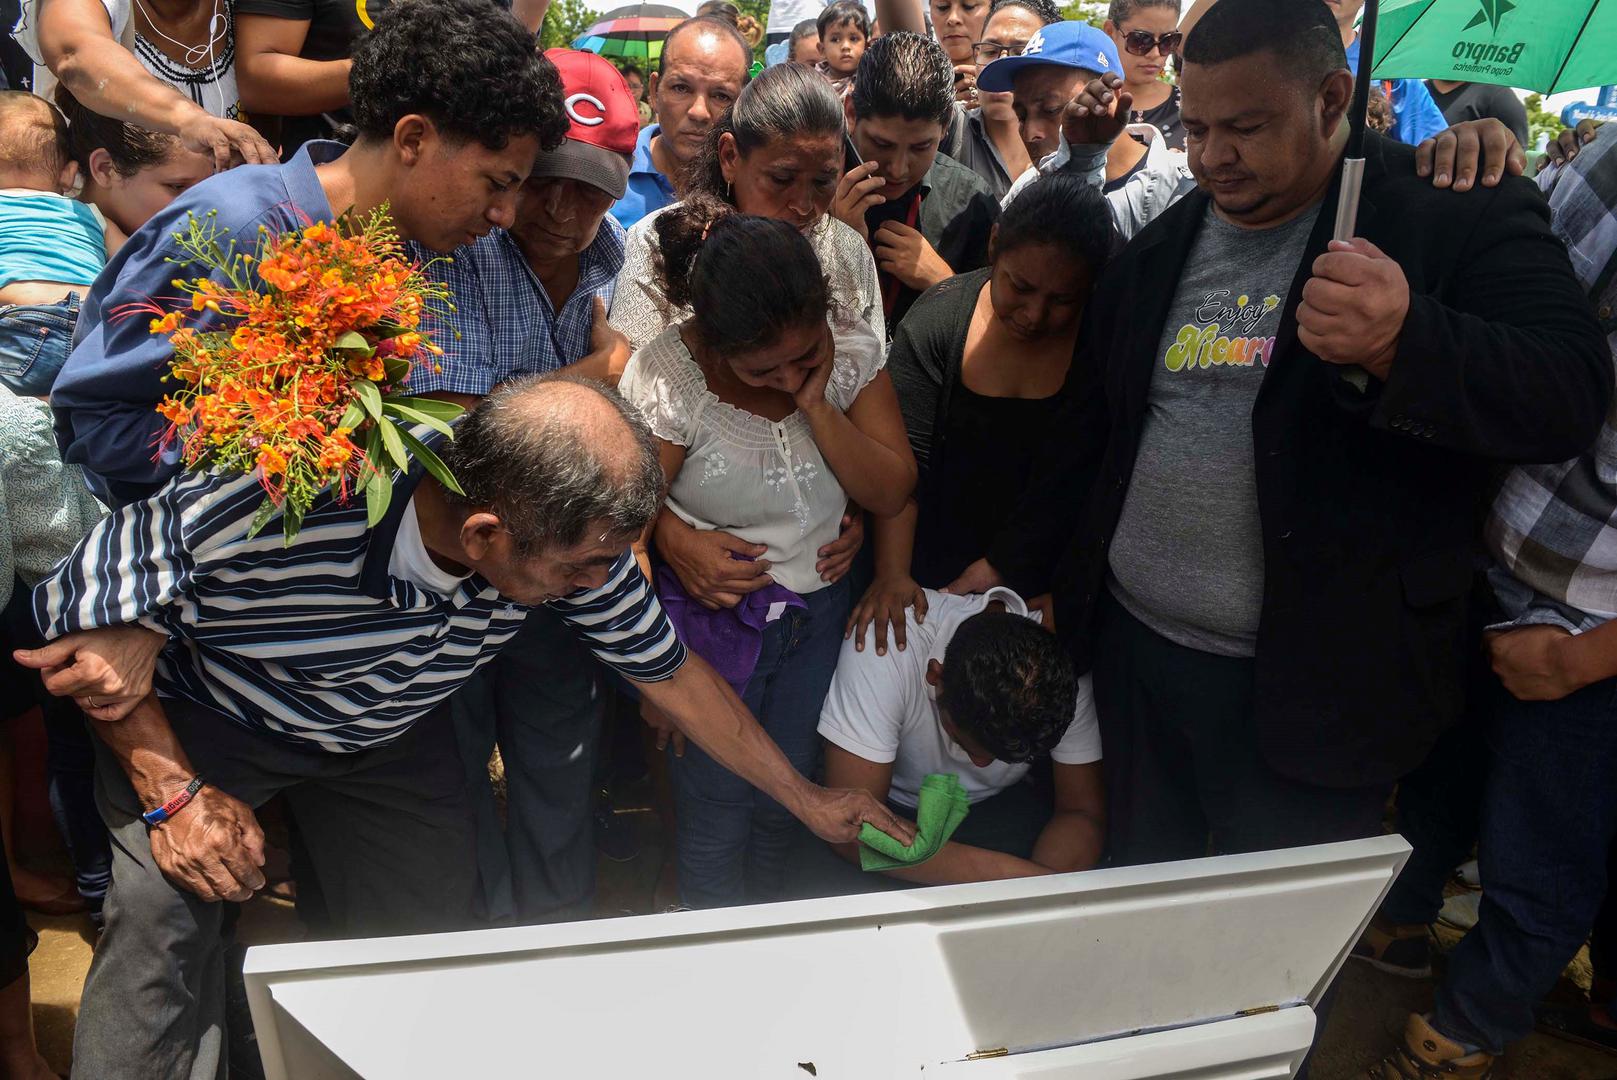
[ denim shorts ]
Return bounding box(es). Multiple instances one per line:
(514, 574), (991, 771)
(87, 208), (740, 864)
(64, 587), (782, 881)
(0, 293), (81, 397)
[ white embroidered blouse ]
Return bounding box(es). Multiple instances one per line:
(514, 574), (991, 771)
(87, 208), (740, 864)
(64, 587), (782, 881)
(608, 205), (886, 351)
(617, 320), (886, 596)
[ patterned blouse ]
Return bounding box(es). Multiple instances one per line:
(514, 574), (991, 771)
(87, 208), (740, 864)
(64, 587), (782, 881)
(617, 319), (885, 595)
(0, 389), (105, 610)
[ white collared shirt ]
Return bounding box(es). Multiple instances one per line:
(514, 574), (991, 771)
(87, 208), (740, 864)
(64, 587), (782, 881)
(388, 496), (473, 596)
(818, 587), (1101, 809)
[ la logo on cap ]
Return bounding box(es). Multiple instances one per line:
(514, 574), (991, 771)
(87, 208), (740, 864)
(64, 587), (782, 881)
(566, 92), (607, 127)
(1026, 28), (1045, 53)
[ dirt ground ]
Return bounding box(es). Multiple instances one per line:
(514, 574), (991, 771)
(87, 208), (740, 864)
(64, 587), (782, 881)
(23, 790), (1617, 1079)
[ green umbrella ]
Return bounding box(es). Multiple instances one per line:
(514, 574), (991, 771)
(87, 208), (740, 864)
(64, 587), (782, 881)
(1371, 0), (1616, 95)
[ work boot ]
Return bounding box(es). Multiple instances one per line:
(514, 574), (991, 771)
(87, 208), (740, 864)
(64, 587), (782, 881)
(1352, 915), (1434, 978)
(1365, 1013), (1495, 1079)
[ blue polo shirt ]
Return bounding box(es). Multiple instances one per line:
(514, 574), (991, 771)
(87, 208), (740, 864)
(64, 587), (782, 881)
(1345, 36), (1448, 148)
(610, 125), (678, 231)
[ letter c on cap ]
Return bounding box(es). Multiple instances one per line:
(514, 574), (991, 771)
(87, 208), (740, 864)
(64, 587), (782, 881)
(566, 92), (607, 126)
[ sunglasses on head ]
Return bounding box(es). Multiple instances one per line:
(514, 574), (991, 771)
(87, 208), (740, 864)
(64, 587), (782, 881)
(1122, 29), (1182, 56)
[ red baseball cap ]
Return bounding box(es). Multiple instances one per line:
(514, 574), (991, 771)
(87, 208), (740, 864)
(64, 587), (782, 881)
(537, 49), (639, 200)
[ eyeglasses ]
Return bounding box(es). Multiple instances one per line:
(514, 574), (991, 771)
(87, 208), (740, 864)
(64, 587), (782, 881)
(972, 40), (1026, 64)
(1122, 29), (1183, 56)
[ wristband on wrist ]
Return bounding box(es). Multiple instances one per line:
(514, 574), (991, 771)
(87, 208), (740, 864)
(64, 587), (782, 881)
(142, 776), (206, 827)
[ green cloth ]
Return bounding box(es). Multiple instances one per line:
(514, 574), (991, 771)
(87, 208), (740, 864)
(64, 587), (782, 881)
(858, 773), (970, 872)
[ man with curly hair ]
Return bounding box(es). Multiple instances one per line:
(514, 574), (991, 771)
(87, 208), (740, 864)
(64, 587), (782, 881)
(814, 587), (1105, 887)
(49, 0), (571, 509)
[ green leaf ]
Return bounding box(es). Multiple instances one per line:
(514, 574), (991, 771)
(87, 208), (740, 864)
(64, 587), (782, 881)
(354, 379), (384, 422)
(365, 468), (393, 526)
(381, 401), (453, 437)
(387, 396), (465, 424)
(280, 499), (305, 546)
(335, 330), (371, 351)
(381, 354), (411, 385)
(397, 426), (465, 496)
(339, 403), (365, 431)
(377, 416), (409, 472)
(246, 496), (276, 540)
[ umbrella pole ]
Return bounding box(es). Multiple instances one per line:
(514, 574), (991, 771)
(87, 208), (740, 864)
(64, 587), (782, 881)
(1333, 0), (1377, 243)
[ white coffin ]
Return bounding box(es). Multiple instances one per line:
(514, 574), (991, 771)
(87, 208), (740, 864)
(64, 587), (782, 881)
(244, 835), (1409, 1079)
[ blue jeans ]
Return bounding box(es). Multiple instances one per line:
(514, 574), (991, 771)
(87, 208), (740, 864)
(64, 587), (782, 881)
(0, 293), (80, 396)
(450, 607), (604, 923)
(1434, 673), (1617, 1053)
(673, 578), (850, 909)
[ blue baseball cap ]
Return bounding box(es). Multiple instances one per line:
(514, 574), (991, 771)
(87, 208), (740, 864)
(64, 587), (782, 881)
(977, 21), (1122, 93)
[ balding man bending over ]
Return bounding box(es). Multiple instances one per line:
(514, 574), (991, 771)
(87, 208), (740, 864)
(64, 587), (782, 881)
(33, 374), (911, 1079)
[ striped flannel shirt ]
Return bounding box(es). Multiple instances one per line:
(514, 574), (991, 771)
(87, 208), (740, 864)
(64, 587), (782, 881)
(32, 451), (686, 752)
(1485, 125), (1617, 633)
(407, 219), (626, 397)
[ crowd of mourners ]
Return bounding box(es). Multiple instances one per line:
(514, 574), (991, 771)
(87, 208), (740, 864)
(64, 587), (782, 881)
(0, 0), (1611, 1076)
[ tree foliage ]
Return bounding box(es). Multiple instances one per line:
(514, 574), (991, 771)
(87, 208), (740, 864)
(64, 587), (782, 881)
(1522, 93), (1561, 154)
(541, 0), (602, 51)
(1059, 0), (1106, 27)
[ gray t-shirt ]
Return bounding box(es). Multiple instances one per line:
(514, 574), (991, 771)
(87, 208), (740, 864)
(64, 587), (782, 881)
(1107, 201), (1321, 657)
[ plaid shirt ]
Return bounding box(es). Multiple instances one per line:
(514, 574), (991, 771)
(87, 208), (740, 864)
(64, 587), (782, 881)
(1484, 127), (1617, 632)
(408, 217), (626, 396)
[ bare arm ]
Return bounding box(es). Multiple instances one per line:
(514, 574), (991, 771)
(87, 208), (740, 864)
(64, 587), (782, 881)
(92, 695), (267, 902)
(39, 0), (277, 168)
(553, 298), (632, 387)
(800, 369), (918, 518)
(234, 14), (352, 116)
(1029, 762), (1104, 873)
(638, 657), (915, 845)
(510, 0), (549, 34)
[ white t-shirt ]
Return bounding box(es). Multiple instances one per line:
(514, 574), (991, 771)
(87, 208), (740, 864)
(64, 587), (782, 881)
(387, 496), (473, 595)
(818, 587), (1101, 809)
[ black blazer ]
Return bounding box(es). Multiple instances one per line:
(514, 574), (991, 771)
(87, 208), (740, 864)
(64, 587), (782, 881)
(988, 133), (1612, 788)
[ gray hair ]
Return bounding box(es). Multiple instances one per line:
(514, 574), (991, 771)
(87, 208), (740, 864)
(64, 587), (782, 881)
(442, 374), (664, 554)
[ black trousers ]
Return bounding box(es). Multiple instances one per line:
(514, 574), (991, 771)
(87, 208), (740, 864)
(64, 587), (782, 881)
(1091, 590), (1389, 863)
(73, 697), (477, 1080)
(1091, 592), (1391, 1079)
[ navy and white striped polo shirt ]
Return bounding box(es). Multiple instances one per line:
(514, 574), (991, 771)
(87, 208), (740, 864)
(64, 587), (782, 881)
(34, 460), (685, 752)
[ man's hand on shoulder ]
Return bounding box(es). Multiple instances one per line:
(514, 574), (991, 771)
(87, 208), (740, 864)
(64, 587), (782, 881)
(1416, 117), (1525, 191)
(1536, 119), (1603, 173)
(14, 625), (167, 721)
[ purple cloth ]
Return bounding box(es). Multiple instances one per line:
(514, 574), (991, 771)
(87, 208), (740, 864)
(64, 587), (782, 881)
(654, 564), (806, 694)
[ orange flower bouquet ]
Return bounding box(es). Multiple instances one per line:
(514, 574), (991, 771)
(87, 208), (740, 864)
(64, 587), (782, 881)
(136, 207), (463, 543)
